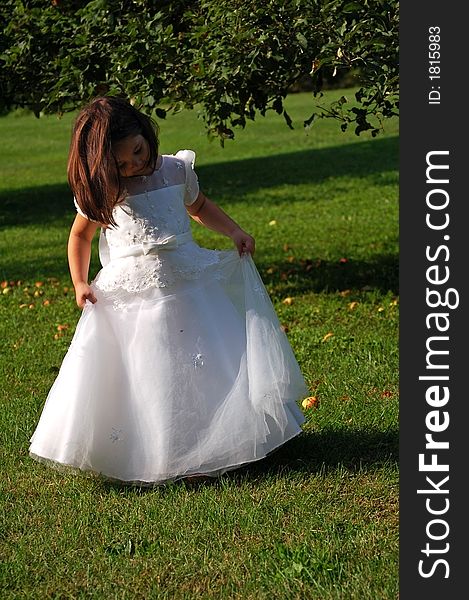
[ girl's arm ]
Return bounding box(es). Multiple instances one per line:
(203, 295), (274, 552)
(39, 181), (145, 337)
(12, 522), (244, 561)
(187, 191), (255, 255)
(68, 214), (100, 307)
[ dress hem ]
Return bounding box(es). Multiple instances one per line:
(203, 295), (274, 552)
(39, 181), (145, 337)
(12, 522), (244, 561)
(29, 426), (304, 487)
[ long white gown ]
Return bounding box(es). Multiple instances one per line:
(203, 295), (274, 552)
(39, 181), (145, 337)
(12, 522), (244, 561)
(29, 150), (307, 485)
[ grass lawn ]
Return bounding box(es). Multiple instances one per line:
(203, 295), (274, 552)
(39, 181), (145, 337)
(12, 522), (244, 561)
(0, 90), (399, 599)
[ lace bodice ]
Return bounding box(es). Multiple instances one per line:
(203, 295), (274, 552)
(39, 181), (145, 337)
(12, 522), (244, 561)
(75, 150), (224, 294)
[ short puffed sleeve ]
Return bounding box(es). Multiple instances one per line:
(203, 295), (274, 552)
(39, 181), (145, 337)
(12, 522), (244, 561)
(175, 149), (200, 205)
(73, 197), (98, 222)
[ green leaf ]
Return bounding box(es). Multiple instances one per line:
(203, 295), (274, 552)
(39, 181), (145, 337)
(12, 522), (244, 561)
(296, 32), (308, 49)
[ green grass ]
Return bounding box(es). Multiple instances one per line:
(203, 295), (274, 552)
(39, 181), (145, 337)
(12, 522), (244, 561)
(0, 90), (399, 599)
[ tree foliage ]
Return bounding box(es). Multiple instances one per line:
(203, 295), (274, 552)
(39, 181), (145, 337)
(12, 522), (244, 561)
(0, 0), (398, 140)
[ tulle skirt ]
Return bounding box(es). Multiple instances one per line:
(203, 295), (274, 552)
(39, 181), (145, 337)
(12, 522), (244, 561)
(29, 252), (307, 485)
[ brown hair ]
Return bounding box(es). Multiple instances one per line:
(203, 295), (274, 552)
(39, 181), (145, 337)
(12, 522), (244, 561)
(67, 96), (159, 226)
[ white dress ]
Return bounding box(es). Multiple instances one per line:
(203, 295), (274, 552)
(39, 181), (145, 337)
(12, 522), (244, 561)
(29, 150), (307, 485)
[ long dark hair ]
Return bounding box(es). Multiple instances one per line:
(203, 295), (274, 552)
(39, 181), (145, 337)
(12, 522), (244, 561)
(67, 96), (159, 226)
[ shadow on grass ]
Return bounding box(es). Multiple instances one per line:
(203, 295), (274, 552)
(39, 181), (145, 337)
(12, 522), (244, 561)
(235, 426), (399, 480)
(1, 246), (99, 282)
(198, 136), (398, 200)
(0, 136), (398, 229)
(0, 183), (73, 229)
(257, 255), (398, 296)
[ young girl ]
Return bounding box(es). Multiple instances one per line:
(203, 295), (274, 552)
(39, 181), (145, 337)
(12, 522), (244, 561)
(29, 96), (308, 485)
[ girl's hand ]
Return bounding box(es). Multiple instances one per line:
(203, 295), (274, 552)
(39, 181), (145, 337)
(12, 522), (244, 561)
(74, 282), (97, 308)
(231, 228), (255, 256)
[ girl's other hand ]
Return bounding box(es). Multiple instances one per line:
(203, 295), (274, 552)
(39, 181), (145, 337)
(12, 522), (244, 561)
(74, 282), (97, 308)
(231, 228), (255, 256)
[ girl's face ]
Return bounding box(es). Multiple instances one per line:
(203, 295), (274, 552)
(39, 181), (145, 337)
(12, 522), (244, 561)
(113, 134), (153, 177)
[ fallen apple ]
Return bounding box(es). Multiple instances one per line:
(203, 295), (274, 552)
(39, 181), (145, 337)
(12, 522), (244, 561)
(302, 396), (319, 410)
